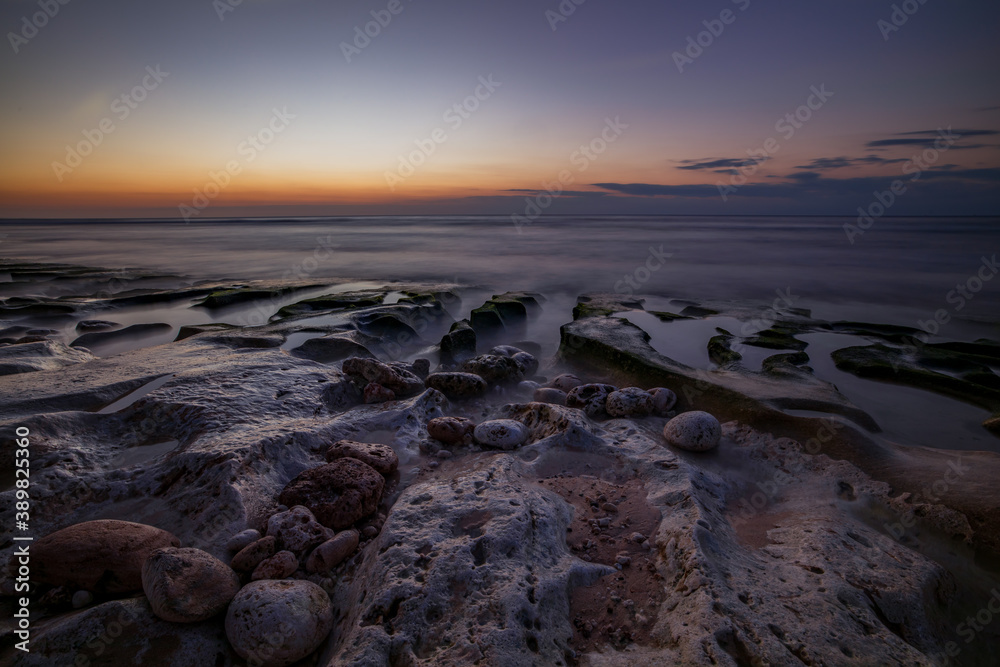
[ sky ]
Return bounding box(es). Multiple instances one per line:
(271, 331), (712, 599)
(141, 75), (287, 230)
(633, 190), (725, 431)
(0, 0), (998, 218)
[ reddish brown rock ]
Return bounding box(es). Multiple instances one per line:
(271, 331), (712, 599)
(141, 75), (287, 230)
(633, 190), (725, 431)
(427, 416), (475, 445)
(278, 459), (385, 530)
(266, 506), (330, 555)
(231, 535), (277, 573)
(251, 550), (299, 581)
(141, 547), (240, 623)
(28, 520), (180, 594)
(325, 440), (399, 475)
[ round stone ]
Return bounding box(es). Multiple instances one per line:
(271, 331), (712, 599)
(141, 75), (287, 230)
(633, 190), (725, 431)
(518, 380), (541, 394)
(306, 530), (360, 574)
(549, 374), (584, 392)
(427, 416), (475, 445)
(605, 387), (654, 418)
(649, 387), (678, 415)
(474, 419), (530, 450)
(142, 547), (240, 623)
(225, 580), (333, 667)
(226, 529), (261, 554)
(663, 411), (722, 452)
(512, 351), (539, 376)
(231, 536), (277, 573)
(533, 387), (567, 405)
(71, 590), (93, 609)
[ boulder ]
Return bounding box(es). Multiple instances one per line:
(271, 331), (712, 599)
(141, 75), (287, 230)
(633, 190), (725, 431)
(342, 357), (424, 396)
(427, 416), (475, 445)
(533, 388), (567, 405)
(439, 320), (477, 365)
(518, 380), (541, 394)
(411, 358), (431, 379)
(28, 520), (180, 594)
(606, 387), (654, 418)
(473, 419), (530, 450)
(424, 371), (488, 399)
(549, 374), (584, 392)
(141, 547), (240, 623)
(226, 529), (261, 553)
(266, 506), (330, 555)
(489, 345), (539, 376)
(231, 536), (277, 573)
(461, 354), (522, 384)
(512, 352), (539, 377)
(251, 550), (299, 581)
(566, 383), (617, 418)
(71, 591), (93, 609)
(325, 440), (399, 475)
(225, 580), (333, 667)
(278, 459), (385, 530)
(306, 530), (360, 573)
(649, 387), (677, 415)
(663, 411), (722, 452)
(489, 345), (523, 357)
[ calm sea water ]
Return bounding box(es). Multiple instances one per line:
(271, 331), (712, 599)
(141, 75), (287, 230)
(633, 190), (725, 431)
(3, 215), (1000, 451)
(3, 215), (999, 335)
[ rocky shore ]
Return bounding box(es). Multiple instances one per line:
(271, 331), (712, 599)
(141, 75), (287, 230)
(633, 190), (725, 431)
(2, 261), (1000, 666)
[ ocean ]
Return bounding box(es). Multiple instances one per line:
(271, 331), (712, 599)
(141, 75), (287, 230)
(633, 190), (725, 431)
(3, 215), (1000, 452)
(3, 215), (999, 331)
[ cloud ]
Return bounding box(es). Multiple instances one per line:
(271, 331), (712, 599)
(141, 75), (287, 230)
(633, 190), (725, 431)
(592, 182), (796, 198)
(593, 167), (1000, 201)
(675, 156), (770, 174)
(897, 129), (999, 137)
(865, 128), (999, 149)
(922, 167), (1000, 182)
(866, 139), (993, 149)
(795, 155), (907, 170)
(502, 189), (607, 197)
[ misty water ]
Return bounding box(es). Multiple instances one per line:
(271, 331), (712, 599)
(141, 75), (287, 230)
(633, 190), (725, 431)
(3, 215), (999, 452)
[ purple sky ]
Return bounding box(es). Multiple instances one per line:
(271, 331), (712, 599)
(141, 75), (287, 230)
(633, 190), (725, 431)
(1, 0), (998, 217)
